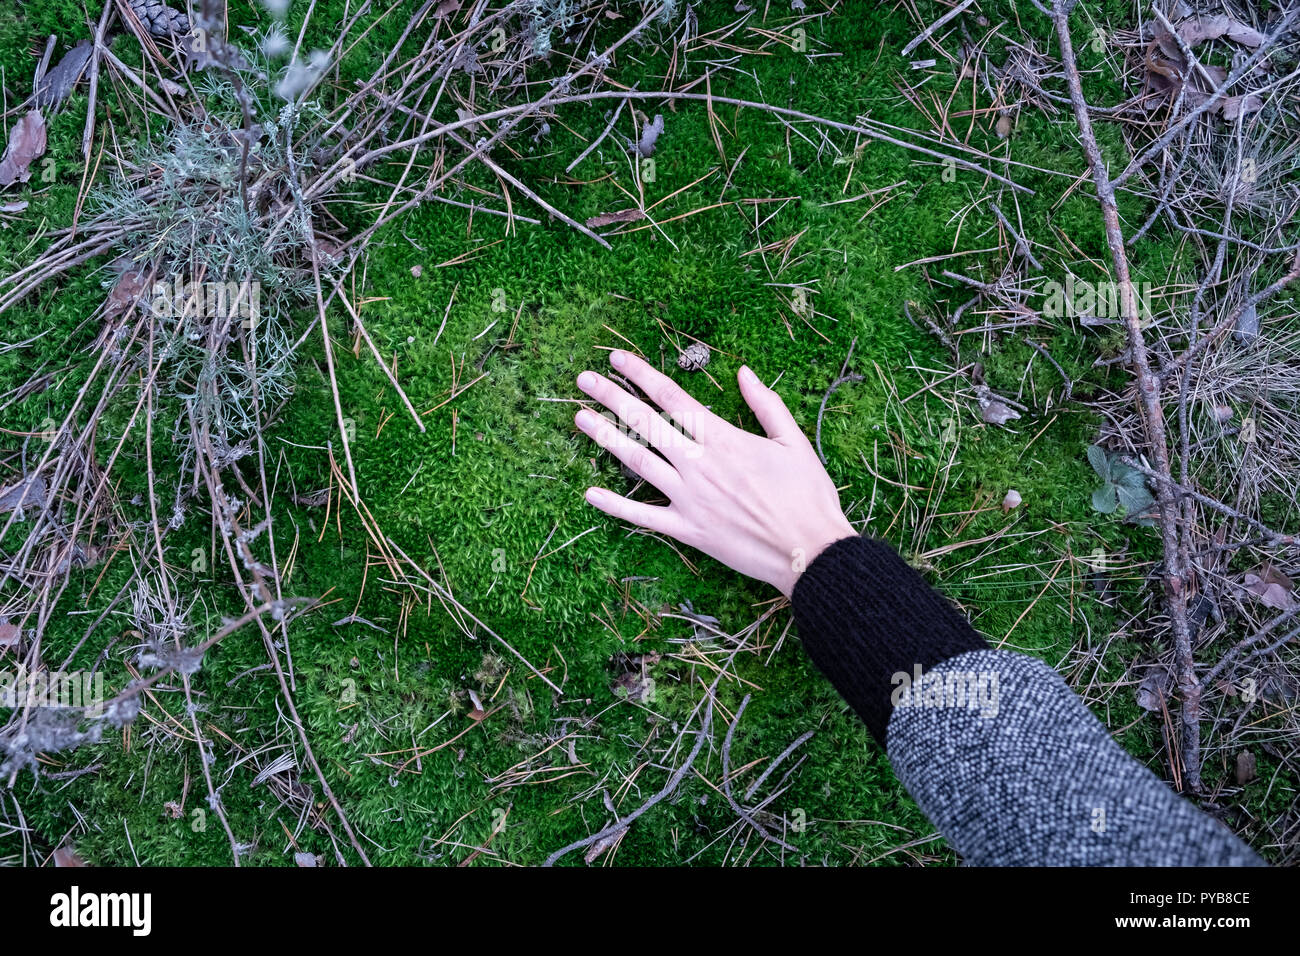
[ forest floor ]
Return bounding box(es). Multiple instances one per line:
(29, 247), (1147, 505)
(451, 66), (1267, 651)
(0, 0), (1294, 865)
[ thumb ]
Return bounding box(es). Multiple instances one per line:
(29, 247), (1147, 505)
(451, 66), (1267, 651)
(738, 366), (800, 442)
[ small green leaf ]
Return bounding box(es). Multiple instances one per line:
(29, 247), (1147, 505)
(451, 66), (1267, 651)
(1113, 464), (1148, 490)
(1116, 482), (1154, 514)
(1086, 444), (1110, 480)
(1092, 482), (1118, 513)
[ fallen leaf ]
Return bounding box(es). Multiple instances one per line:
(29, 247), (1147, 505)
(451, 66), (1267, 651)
(1235, 750), (1257, 786)
(454, 107), (479, 134)
(105, 270), (150, 318)
(0, 474), (48, 514)
(1177, 14), (1267, 51)
(0, 111), (48, 187)
(980, 400), (1020, 425)
(34, 41), (93, 110)
(1242, 566), (1296, 610)
(611, 670), (654, 703)
(53, 845), (88, 867)
(1220, 92), (1263, 121)
(1148, 18), (1268, 122)
(1233, 301), (1260, 341)
(583, 827), (625, 864)
(1260, 666), (1300, 702)
(291, 488), (330, 508)
(632, 114), (664, 158)
(585, 208), (646, 228)
(1142, 52), (1183, 103)
(1136, 668), (1170, 712)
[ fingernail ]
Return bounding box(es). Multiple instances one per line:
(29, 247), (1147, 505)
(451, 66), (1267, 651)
(740, 365), (758, 385)
(576, 409), (596, 429)
(585, 487), (604, 504)
(609, 350), (626, 369)
(577, 371), (597, 390)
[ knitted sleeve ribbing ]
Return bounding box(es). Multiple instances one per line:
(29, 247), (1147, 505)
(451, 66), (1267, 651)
(789, 534), (1263, 865)
(790, 534), (987, 744)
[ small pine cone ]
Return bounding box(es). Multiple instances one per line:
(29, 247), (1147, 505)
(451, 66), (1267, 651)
(677, 342), (710, 372)
(130, 0), (191, 36)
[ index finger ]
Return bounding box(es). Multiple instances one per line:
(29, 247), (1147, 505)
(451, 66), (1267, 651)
(609, 349), (719, 441)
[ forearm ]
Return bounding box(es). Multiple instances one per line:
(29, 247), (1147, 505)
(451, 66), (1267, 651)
(791, 535), (1263, 866)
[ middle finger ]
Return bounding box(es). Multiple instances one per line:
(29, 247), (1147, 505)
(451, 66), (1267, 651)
(576, 370), (702, 466)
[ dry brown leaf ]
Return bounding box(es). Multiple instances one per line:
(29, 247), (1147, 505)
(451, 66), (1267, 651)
(1144, 57), (1260, 120)
(980, 400), (1020, 425)
(1179, 14), (1267, 50)
(106, 270), (151, 318)
(1147, 19), (1267, 121)
(1220, 92), (1263, 120)
(1136, 668), (1170, 712)
(611, 670), (654, 702)
(0, 111), (48, 187)
(1242, 566), (1296, 610)
(53, 845), (88, 867)
(585, 208), (646, 228)
(583, 827), (625, 864)
(34, 41), (92, 110)
(633, 114), (664, 157)
(1235, 750), (1257, 786)
(0, 474), (48, 514)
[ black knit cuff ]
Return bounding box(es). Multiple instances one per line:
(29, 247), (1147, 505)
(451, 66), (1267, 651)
(791, 535), (988, 744)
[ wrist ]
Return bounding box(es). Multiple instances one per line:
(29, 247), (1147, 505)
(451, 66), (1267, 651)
(777, 516), (856, 597)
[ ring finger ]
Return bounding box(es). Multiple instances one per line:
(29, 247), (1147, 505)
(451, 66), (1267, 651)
(575, 407), (682, 495)
(576, 370), (701, 467)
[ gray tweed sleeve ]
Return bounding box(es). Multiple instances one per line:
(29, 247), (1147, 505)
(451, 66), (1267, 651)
(884, 648), (1264, 866)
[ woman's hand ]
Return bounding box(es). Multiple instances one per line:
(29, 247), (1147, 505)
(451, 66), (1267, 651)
(574, 349), (855, 597)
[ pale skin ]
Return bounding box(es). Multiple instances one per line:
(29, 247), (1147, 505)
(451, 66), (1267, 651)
(574, 349), (856, 597)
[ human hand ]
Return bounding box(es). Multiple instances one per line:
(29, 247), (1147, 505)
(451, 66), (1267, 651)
(574, 349), (856, 597)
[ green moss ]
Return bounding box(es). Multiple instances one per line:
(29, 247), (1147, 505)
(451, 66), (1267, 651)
(0, 0), (1284, 866)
